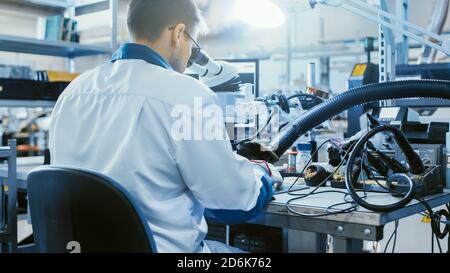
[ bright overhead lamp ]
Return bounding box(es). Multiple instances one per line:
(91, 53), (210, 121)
(234, 0), (286, 29)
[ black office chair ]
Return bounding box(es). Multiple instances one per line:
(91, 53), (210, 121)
(27, 166), (157, 253)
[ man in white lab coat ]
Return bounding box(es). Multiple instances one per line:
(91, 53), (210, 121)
(49, 0), (281, 253)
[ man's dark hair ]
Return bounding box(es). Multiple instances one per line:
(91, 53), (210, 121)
(127, 0), (201, 42)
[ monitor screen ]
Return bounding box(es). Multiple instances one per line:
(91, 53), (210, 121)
(222, 59), (259, 99)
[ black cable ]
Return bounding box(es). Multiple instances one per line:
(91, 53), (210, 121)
(365, 162), (391, 192)
(392, 221), (399, 253)
(286, 141), (361, 218)
(289, 143), (353, 196)
(432, 230), (435, 254)
(287, 139), (333, 192)
(366, 141), (409, 174)
(362, 121), (392, 194)
(289, 140), (357, 194)
(345, 124), (446, 252)
(287, 93), (324, 102)
(362, 126), (426, 254)
(384, 223), (396, 253)
(415, 198), (437, 253)
(359, 120), (448, 252)
(436, 233), (442, 253)
(433, 209), (450, 239)
(235, 111), (276, 146)
(415, 197), (446, 253)
(286, 190), (359, 218)
(365, 141), (416, 197)
(284, 132), (449, 251)
(361, 142), (371, 196)
(384, 220), (399, 253)
(357, 119), (384, 192)
(345, 126), (416, 212)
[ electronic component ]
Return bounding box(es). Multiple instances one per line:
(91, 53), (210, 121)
(36, 70), (79, 82)
(206, 221), (283, 253)
(347, 63), (379, 136)
(345, 126), (419, 212)
(0, 79), (68, 101)
(389, 166), (441, 198)
(393, 143), (446, 196)
(237, 80), (450, 162)
(345, 125), (444, 213)
(393, 122), (449, 145)
(287, 93), (323, 111)
(304, 164), (331, 187)
(348, 63), (379, 89)
(377, 107), (419, 124)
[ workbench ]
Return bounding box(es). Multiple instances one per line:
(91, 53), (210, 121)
(1, 157), (449, 253)
(249, 179), (450, 252)
(0, 156), (39, 191)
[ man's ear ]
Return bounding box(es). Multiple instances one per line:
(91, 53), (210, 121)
(171, 23), (186, 47)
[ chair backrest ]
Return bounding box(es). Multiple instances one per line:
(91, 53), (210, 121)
(27, 166), (157, 253)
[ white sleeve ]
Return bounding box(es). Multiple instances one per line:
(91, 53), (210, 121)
(172, 93), (272, 212)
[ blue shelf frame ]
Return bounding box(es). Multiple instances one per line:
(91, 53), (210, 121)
(0, 34), (112, 58)
(0, 99), (56, 108)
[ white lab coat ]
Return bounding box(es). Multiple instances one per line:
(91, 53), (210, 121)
(49, 58), (269, 253)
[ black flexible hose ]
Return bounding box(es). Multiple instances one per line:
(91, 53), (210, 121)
(270, 80), (450, 157)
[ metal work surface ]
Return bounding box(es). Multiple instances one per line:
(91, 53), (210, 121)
(0, 140), (17, 253)
(1, 157), (450, 243)
(269, 177), (450, 226)
(0, 34), (111, 58)
(247, 177), (450, 241)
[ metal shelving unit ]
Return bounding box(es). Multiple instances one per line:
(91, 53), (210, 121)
(0, 34), (112, 58)
(0, 0), (118, 108)
(0, 140), (17, 253)
(0, 2), (118, 250)
(0, 99), (56, 108)
(2, 0), (66, 9)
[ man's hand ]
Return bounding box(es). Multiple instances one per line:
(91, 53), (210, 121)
(251, 160), (284, 191)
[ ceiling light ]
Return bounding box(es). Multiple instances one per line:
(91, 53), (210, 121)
(234, 0), (286, 29)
